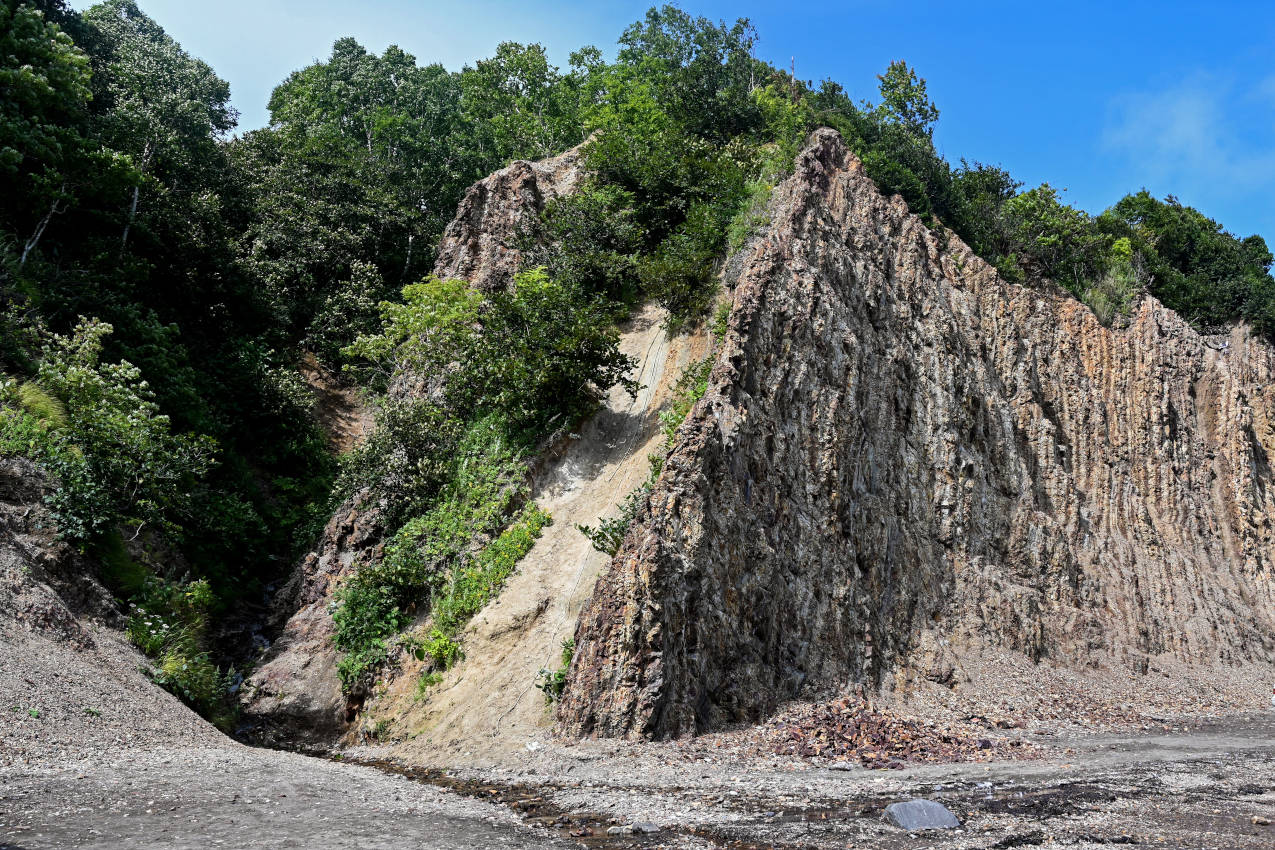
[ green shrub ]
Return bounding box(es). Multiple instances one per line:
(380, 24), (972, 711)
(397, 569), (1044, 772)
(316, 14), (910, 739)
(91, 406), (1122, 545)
(710, 302), (731, 339)
(12, 318), (217, 543)
(119, 572), (235, 729)
(1082, 239), (1146, 326)
(344, 269), (638, 435)
(423, 628), (462, 669)
(727, 179), (774, 252)
(429, 504), (551, 638)
(415, 670), (443, 699)
(535, 638), (574, 704)
(577, 481), (650, 556)
(332, 415), (531, 690)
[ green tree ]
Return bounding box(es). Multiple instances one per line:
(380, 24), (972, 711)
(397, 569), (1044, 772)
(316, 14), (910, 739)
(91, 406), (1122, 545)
(0, 0), (102, 272)
(81, 0), (236, 255)
(345, 268), (637, 433)
(1000, 184), (1109, 294)
(237, 38), (476, 350)
(875, 60), (940, 138)
(32, 317), (215, 541)
(1101, 191), (1275, 333)
(459, 41), (584, 162)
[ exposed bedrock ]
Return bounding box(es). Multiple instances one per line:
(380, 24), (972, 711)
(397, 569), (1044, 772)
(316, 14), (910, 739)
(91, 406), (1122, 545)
(559, 128), (1275, 738)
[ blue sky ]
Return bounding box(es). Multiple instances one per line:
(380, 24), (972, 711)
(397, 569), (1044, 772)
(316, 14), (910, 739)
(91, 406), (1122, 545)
(69, 1), (1275, 243)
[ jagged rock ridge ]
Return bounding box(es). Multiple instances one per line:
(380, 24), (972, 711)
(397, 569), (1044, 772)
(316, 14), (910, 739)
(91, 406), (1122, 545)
(431, 142), (585, 292)
(559, 129), (1275, 738)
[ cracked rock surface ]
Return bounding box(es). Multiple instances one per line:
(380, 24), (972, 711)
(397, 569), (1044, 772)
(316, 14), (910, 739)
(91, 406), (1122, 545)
(562, 129), (1275, 738)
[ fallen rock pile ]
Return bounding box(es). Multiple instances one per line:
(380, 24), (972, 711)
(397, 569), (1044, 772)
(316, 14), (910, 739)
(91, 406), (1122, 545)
(763, 697), (1038, 768)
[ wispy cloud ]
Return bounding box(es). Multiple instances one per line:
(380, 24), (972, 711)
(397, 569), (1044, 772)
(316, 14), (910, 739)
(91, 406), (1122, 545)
(1102, 74), (1275, 210)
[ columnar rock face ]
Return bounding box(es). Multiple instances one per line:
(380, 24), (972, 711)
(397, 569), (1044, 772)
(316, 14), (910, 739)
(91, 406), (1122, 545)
(559, 129), (1275, 738)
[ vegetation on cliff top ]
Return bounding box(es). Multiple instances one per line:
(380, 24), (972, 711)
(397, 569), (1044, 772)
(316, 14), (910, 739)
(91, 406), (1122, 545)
(3, 0), (1274, 716)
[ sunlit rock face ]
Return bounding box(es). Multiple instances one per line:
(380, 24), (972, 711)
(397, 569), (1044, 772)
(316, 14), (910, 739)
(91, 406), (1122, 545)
(560, 129), (1275, 738)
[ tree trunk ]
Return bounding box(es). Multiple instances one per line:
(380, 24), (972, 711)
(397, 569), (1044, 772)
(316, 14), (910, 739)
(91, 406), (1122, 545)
(119, 183), (139, 253)
(20, 186), (67, 267)
(120, 141), (153, 257)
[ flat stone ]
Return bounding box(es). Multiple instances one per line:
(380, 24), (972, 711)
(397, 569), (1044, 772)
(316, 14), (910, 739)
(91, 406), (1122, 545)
(631, 822), (660, 834)
(828, 761), (856, 771)
(883, 799), (960, 830)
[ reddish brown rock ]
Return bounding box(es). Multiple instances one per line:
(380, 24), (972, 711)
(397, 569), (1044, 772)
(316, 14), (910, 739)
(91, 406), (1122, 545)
(432, 142), (585, 292)
(558, 129), (1275, 738)
(239, 488), (386, 744)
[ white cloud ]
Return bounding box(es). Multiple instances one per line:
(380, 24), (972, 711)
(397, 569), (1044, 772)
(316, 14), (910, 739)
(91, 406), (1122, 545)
(1102, 75), (1275, 204)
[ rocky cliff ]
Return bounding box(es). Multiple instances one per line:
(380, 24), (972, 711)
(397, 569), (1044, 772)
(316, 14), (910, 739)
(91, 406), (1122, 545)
(558, 129), (1275, 738)
(240, 143), (587, 742)
(431, 142), (585, 293)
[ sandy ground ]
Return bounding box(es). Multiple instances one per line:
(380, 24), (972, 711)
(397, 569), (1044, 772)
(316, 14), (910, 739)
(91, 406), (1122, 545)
(345, 712), (1275, 849)
(4, 711), (1274, 849)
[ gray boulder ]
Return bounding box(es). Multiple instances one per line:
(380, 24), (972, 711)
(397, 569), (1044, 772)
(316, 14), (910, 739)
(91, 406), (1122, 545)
(883, 799), (960, 830)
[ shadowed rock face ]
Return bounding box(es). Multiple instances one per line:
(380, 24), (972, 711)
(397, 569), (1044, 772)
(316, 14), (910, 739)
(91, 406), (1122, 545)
(558, 129), (1275, 739)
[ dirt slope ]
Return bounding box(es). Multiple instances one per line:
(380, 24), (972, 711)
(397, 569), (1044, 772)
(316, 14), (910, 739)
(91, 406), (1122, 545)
(364, 304), (709, 764)
(0, 458), (227, 766)
(242, 142), (590, 743)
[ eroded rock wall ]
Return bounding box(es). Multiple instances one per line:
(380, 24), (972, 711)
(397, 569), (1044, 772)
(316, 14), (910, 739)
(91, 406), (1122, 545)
(432, 143), (585, 292)
(559, 129), (1275, 738)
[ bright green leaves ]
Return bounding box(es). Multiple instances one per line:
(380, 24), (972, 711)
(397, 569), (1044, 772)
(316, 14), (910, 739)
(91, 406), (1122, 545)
(999, 183), (1111, 295)
(1100, 191), (1275, 335)
(875, 60), (940, 139)
(21, 317), (214, 541)
(459, 41), (586, 163)
(344, 276), (481, 382)
(346, 268), (637, 435)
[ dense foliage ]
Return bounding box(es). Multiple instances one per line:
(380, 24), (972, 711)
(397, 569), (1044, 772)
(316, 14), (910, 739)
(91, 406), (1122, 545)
(3, 1), (1273, 716)
(331, 267), (631, 690)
